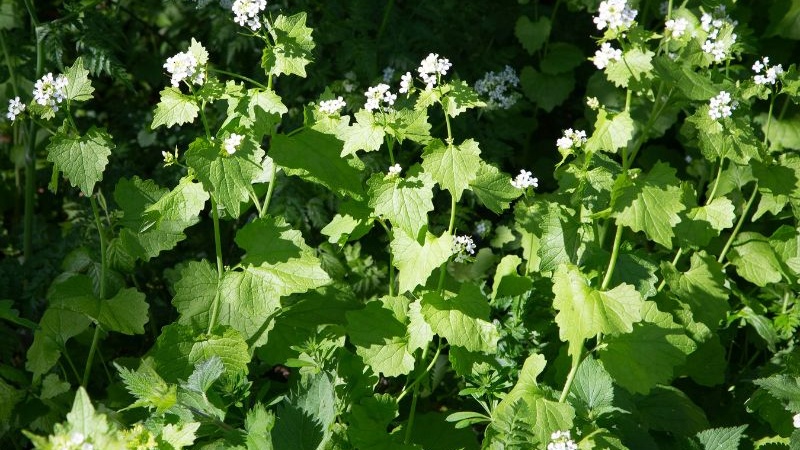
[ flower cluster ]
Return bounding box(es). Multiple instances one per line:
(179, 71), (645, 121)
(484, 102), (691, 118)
(232, 0), (266, 31)
(511, 169), (538, 190)
(452, 235), (476, 262)
(708, 91), (736, 120)
(48, 431), (94, 450)
(223, 133), (244, 155)
(547, 430), (578, 450)
(164, 51), (204, 87)
(319, 96), (346, 115)
(752, 57), (784, 86)
(700, 5), (738, 63)
(417, 53), (452, 90)
(593, 0), (637, 31)
(474, 66), (521, 110)
(556, 128), (587, 151)
(664, 17), (689, 39)
(399, 72), (413, 94)
(364, 83), (397, 111)
(33, 73), (68, 112)
(387, 163), (402, 177)
(593, 42), (622, 70)
(6, 96), (25, 121)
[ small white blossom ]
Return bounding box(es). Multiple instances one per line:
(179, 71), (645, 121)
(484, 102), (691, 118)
(319, 96), (346, 115)
(474, 220), (491, 238)
(164, 51), (203, 87)
(593, 43), (622, 70)
(223, 133), (244, 155)
(586, 96), (600, 110)
(700, 6), (737, 63)
(6, 96), (25, 121)
(664, 17), (689, 39)
(708, 91), (736, 120)
(364, 83), (396, 111)
(399, 72), (413, 94)
(593, 0), (637, 31)
(382, 66), (396, 83)
(547, 430), (578, 450)
(388, 163), (402, 177)
(452, 235), (476, 262)
(417, 53), (452, 90)
(232, 0), (266, 31)
(511, 169), (538, 190)
(557, 128), (587, 151)
(33, 73), (68, 112)
(752, 57), (784, 86)
(793, 413), (800, 428)
(474, 65), (521, 110)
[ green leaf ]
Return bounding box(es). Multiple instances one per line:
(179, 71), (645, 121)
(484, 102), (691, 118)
(321, 200), (373, 245)
(184, 356), (224, 393)
(272, 373), (336, 450)
(599, 302), (696, 394)
(64, 57), (94, 102)
(520, 66), (575, 112)
(391, 230), (453, 294)
(224, 87), (287, 140)
(0, 378), (22, 424)
(697, 426), (749, 450)
(585, 109), (635, 154)
(26, 306), (92, 380)
(635, 386), (709, 435)
(47, 127), (113, 195)
(187, 37), (208, 65)
(160, 423), (200, 449)
(767, 0), (800, 39)
(150, 324), (251, 382)
(652, 57), (718, 101)
(337, 109), (385, 156)
(420, 284), (499, 353)
(613, 162), (686, 248)
(569, 356), (615, 419)
(605, 47), (654, 88)
(515, 15), (550, 54)
(185, 136), (265, 218)
(270, 129), (365, 199)
(117, 359), (177, 414)
(552, 264), (643, 356)
(48, 274), (149, 335)
(534, 201), (582, 272)
(540, 43), (584, 75)
(757, 113), (800, 151)
(0, 299), (38, 329)
(753, 154), (800, 203)
(245, 404), (275, 450)
(346, 297), (429, 376)
(151, 87), (199, 129)
(728, 231), (784, 286)
(442, 80), (486, 118)
(469, 162), (521, 214)
(347, 394), (416, 450)
(368, 169), (435, 238)
(421, 139), (482, 201)
(662, 251), (729, 328)
(235, 216), (313, 265)
(262, 12), (315, 77)
(754, 374), (800, 412)
(677, 197), (736, 247)
(116, 176), (209, 261)
(66, 387), (111, 439)
(491, 255), (532, 300)
(384, 107), (432, 144)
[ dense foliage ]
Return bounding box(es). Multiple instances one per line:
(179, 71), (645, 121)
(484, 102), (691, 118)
(3, 0), (800, 448)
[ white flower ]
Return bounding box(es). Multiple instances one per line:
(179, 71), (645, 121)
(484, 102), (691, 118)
(319, 96), (346, 115)
(452, 235), (476, 262)
(6, 96), (25, 121)
(593, 0), (637, 31)
(699, 6), (737, 63)
(474, 65), (521, 110)
(593, 43), (622, 70)
(164, 51), (202, 87)
(232, 0), (266, 30)
(708, 91), (736, 120)
(557, 128), (587, 151)
(33, 73), (68, 112)
(399, 72), (413, 94)
(664, 17), (689, 39)
(364, 83), (396, 111)
(69, 432), (86, 446)
(586, 96), (600, 110)
(417, 53), (452, 90)
(474, 220), (491, 237)
(793, 413), (800, 428)
(388, 163), (402, 177)
(752, 56), (783, 86)
(223, 133), (244, 154)
(511, 169), (538, 190)
(547, 430), (578, 450)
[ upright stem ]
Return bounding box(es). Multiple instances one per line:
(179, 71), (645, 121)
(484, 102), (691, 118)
(706, 158), (725, 202)
(600, 223), (623, 290)
(763, 94), (776, 147)
(207, 197), (225, 333)
(559, 349), (582, 403)
(84, 194), (108, 387)
(717, 183), (759, 264)
(437, 194), (458, 292)
(261, 162), (277, 216)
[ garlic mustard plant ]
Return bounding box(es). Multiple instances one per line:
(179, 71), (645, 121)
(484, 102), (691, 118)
(387, 163), (402, 177)
(33, 73), (68, 112)
(593, 0), (637, 32)
(364, 83), (396, 111)
(556, 128), (587, 151)
(547, 430), (578, 450)
(232, 0), (266, 31)
(452, 235), (476, 262)
(708, 91), (736, 120)
(417, 53), (452, 90)
(223, 133), (244, 155)
(511, 169), (538, 189)
(164, 51), (203, 87)
(474, 65), (520, 110)
(752, 57), (784, 86)
(6, 96), (25, 121)
(700, 5), (738, 63)
(319, 96), (346, 115)
(592, 42), (622, 70)
(664, 17), (689, 39)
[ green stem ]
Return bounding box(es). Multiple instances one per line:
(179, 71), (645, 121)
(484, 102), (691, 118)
(387, 137), (396, 165)
(444, 112), (453, 145)
(198, 100), (212, 140)
(82, 326), (101, 387)
(207, 197), (225, 333)
(600, 223), (623, 290)
(403, 340), (441, 444)
(558, 348), (582, 403)
(209, 67), (269, 89)
(717, 183), (759, 264)
(84, 194), (107, 387)
(706, 158), (725, 202)
(61, 350), (82, 385)
(262, 162), (278, 216)
(656, 247), (683, 292)
(763, 94), (776, 147)
(437, 194), (458, 292)
(397, 340), (441, 402)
